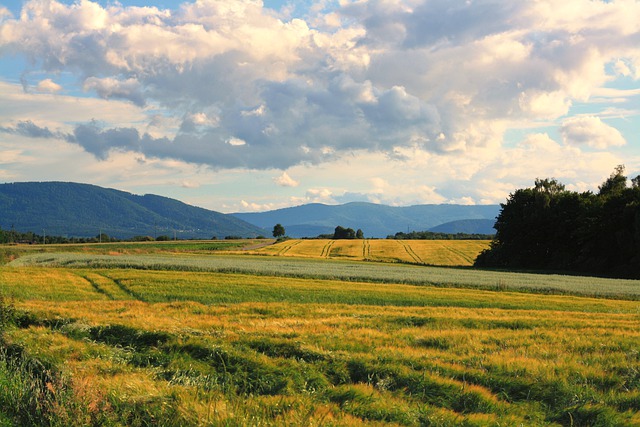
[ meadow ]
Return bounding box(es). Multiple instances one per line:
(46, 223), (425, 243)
(0, 240), (639, 426)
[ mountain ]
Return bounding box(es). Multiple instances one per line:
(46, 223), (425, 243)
(0, 182), (266, 239)
(233, 202), (499, 238)
(428, 219), (496, 235)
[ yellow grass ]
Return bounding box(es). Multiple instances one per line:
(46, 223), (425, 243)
(251, 239), (490, 266)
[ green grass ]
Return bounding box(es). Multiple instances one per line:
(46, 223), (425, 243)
(0, 289), (638, 426)
(10, 252), (640, 299)
(1, 243), (640, 425)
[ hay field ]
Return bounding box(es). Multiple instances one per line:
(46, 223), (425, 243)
(252, 239), (490, 266)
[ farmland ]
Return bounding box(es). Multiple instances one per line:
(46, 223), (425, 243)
(1, 240), (639, 426)
(249, 239), (490, 266)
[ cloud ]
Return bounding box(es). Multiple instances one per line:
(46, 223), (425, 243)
(561, 116), (627, 149)
(35, 79), (62, 93)
(83, 77), (145, 106)
(0, 120), (65, 139)
(0, 0), (637, 172)
(273, 172), (299, 187)
(290, 188), (336, 205)
(180, 180), (200, 189)
(0, 0), (639, 213)
(0, 81), (147, 130)
(240, 200), (276, 212)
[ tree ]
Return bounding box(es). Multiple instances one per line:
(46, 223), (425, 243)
(475, 166), (640, 278)
(356, 229), (364, 239)
(598, 165), (627, 198)
(334, 226), (356, 239)
(272, 223), (285, 238)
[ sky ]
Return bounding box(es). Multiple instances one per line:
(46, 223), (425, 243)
(0, 0), (638, 213)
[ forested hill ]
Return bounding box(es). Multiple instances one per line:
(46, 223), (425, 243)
(475, 166), (640, 278)
(233, 202), (499, 238)
(0, 182), (266, 239)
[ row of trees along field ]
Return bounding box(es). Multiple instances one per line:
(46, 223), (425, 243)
(388, 231), (494, 240)
(315, 226), (365, 239)
(475, 165), (640, 278)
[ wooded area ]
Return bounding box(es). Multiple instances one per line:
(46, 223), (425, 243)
(475, 166), (640, 278)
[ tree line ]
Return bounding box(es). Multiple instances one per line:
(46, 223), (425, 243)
(387, 231), (494, 240)
(475, 166), (640, 278)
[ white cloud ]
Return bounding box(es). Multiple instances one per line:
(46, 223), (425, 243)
(1, 0), (636, 170)
(240, 199), (276, 212)
(180, 180), (200, 189)
(561, 116), (627, 149)
(0, 6), (11, 21)
(226, 137), (246, 146)
(35, 79), (62, 93)
(290, 188), (336, 205)
(0, 81), (146, 131)
(273, 172), (299, 187)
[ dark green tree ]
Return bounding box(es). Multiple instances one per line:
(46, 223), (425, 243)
(356, 229), (364, 239)
(272, 223), (285, 238)
(598, 165), (627, 198)
(475, 166), (640, 278)
(334, 226), (356, 239)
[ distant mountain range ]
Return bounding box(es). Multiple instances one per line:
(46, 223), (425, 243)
(0, 182), (266, 239)
(0, 182), (499, 239)
(233, 202), (499, 238)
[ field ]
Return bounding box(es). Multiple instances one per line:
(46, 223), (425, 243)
(249, 239), (490, 266)
(0, 240), (639, 426)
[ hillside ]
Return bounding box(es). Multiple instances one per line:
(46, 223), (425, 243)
(233, 202), (499, 238)
(0, 182), (266, 239)
(428, 219), (496, 235)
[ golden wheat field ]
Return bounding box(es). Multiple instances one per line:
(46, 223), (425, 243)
(250, 239), (490, 266)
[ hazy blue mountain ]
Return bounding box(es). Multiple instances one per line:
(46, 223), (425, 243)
(428, 219), (496, 235)
(233, 202), (499, 238)
(0, 182), (266, 239)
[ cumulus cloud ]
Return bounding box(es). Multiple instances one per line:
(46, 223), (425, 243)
(240, 200), (276, 212)
(0, 0), (636, 172)
(273, 172), (299, 187)
(83, 77), (145, 106)
(35, 79), (62, 93)
(561, 116), (627, 149)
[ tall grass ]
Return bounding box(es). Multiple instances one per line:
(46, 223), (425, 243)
(2, 244), (640, 425)
(10, 252), (640, 299)
(1, 294), (638, 425)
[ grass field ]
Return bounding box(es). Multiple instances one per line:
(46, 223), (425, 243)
(1, 241), (639, 426)
(250, 239), (490, 266)
(10, 251), (640, 299)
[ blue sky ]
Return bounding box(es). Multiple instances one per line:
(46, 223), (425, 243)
(1, 0), (638, 213)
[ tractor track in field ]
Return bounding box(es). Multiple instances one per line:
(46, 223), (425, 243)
(278, 240), (302, 256)
(77, 272), (131, 300)
(362, 239), (371, 260)
(443, 244), (475, 264)
(320, 240), (336, 258)
(398, 240), (423, 264)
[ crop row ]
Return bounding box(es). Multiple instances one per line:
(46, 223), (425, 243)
(10, 252), (640, 299)
(252, 239), (490, 266)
